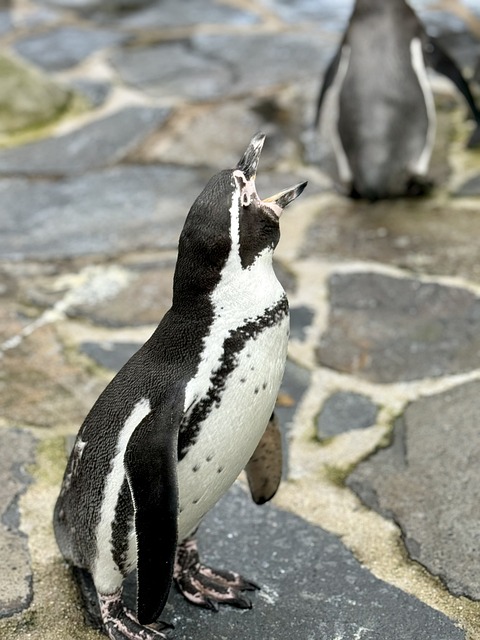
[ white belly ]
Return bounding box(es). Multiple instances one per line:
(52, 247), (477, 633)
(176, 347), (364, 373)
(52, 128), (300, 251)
(176, 314), (289, 539)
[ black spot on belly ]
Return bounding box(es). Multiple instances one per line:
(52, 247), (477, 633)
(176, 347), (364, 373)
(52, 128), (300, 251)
(192, 498), (199, 505)
(178, 295), (288, 460)
(192, 464), (200, 472)
(240, 378), (246, 383)
(206, 454), (213, 462)
(254, 387), (259, 394)
(217, 466), (224, 474)
(262, 382), (267, 390)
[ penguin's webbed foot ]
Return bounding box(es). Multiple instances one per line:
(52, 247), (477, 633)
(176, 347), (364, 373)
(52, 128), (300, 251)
(174, 537), (258, 611)
(100, 592), (171, 640)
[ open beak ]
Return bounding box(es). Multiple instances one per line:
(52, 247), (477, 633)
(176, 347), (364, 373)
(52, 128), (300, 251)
(236, 132), (307, 215)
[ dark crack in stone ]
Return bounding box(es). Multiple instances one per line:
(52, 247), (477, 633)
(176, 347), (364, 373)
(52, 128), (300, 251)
(0, 428), (36, 617)
(317, 391), (378, 440)
(317, 272), (480, 383)
(347, 379), (480, 600)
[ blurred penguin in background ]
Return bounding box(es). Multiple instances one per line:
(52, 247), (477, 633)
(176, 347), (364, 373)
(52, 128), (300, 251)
(314, 0), (480, 200)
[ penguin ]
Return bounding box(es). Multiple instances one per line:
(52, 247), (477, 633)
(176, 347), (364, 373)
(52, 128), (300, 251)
(53, 133), (307, 640)
(314, 0), (480, 200)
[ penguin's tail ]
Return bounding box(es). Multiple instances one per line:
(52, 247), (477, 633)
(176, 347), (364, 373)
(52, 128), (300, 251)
(467, 121), (480, 148)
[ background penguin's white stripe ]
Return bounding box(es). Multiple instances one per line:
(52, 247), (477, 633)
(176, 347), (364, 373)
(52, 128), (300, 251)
(409, 37), (436, 175)
(330, 45), (353, 184)
(93, 397), (151, 593)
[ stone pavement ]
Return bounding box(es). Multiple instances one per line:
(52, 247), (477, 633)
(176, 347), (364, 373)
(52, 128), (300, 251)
(1, 0), (480, 639)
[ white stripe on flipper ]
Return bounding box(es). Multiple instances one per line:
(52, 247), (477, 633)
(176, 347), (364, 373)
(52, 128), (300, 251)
(409, 37), (436, 176)
(93, 397), (151, 593)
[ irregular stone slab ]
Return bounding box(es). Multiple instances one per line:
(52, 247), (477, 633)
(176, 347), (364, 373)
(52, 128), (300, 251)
(69, 260), (175, 326)
(289, 305), (315, 342)
(14, 26), (127, 71)
(80, 341), (141, 371)
(0, 164), (213, 260)
(0, 428), (36, 617)
(0, 325), (101, 427)
(192, 32), (333, 97)
(117, 0), (259, 29)
(120, 486), (464, 639)
(317, 272), (480, 383)
(0, 53), (72, 137)
(276, 359), (311, 475)
(257, 0), (352, 30)
(68, 78), (111, 107)
(348, 379), (480, 600)
(0, 106), (169, 177)
(455, 172), (480, 197)
(35, 0), (153, 12)
(301, 195), (480, 282)
(110, 41), (232, 101)
(317, 391), (379, 440)
(111, 33), (332, 101)
(0, 9), (11, 35)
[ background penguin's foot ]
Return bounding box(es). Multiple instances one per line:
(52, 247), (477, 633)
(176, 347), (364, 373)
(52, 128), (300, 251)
(99, 592), (170, 640)
(406, 176), (433, 197)
(174, 537), (258, 611)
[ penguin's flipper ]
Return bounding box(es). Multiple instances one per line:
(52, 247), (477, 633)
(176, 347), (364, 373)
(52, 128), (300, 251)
(245, 412), (282, 505)
(124, 390), (184, 626)
(314, 43), (345, 128)
(423, 36), (480, 147)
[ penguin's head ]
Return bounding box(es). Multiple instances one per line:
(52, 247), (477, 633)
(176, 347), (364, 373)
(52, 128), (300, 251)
(175, 133), (307, 298)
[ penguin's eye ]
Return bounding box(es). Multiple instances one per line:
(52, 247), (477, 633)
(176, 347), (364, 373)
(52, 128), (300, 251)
(241, 191), (252, 207)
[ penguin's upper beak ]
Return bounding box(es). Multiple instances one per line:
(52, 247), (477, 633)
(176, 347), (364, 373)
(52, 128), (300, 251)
(236, 132), (266, 180)
(236, 132), (307, 216)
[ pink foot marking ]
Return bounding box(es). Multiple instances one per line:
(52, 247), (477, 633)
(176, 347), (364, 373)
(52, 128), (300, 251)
(174, 537), (259, 611)
(99, 591), (170, 640)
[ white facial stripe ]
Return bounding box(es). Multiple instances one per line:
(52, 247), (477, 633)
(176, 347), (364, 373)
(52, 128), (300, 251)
(93, 397), (151, 593)
(229, 171), (242, 259)
(331, 44), (353, 183)
(409, 37), (436, 175)
(183, 173), (285, 413)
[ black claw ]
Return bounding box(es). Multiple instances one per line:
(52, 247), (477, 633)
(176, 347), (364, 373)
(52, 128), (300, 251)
(204, 598), (220, 612)
(241, 579), (260, 592)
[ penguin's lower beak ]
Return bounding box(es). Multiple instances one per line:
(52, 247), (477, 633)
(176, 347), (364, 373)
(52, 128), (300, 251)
(263, 181), (308, 210)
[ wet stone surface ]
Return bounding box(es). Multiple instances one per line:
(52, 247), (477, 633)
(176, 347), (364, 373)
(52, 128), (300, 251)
(301, 196), (480, 282)
(317, 272), (480, 383)
(121, 486), (466, 640)
(348, 379), (480, 601)
(0, 429), (36, 617)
